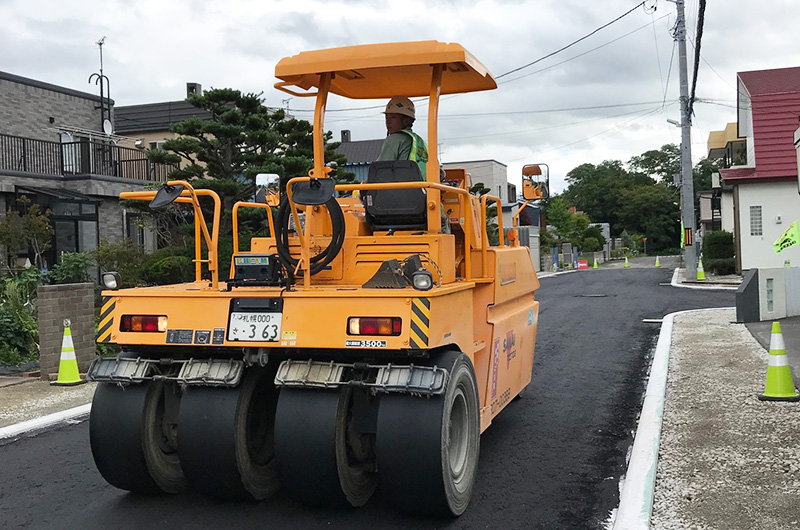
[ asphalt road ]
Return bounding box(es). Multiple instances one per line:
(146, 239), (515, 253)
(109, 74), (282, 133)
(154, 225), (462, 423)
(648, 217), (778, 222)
(0, 262), (735, 530)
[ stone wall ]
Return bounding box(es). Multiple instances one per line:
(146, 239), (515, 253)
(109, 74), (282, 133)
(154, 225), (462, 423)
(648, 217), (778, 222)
(37, 283), (95, 380)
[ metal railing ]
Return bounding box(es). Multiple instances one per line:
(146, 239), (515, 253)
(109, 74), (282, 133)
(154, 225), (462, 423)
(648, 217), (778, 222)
(0, 132), (175, 181)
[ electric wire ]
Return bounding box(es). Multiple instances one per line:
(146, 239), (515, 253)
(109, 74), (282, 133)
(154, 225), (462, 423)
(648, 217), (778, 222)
(497, 13), (670, 86)
(495, 1), (646, 80)
(688, 0), (706, 116)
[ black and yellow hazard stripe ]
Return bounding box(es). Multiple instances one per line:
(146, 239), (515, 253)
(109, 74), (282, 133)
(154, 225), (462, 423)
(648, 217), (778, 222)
(410, 297), (430, 349)
(96, 296), (115, 343)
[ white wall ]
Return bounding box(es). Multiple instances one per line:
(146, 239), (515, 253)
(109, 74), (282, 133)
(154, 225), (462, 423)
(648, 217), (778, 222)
(721, 190), (735, 233)
(738, 180), (800, 270)
(442, 160), (510, 203)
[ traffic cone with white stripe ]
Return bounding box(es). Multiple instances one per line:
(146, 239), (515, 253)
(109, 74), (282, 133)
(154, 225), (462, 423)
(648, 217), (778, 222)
(696, 258), (706, 280)
(593, 257), (598, 269)
(51, 319), (86, 386)
(624, 257), (630, 268)
(758, 322), (799, 402)
(655, 256), (661, 267)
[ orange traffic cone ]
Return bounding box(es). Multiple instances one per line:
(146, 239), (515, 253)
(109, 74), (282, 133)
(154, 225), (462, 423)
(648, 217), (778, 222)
(758, 322), (799, 401)
(51, 319), (86, 386)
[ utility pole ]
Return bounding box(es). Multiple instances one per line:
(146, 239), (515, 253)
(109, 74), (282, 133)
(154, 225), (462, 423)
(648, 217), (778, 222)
(672, 0), (697, 279)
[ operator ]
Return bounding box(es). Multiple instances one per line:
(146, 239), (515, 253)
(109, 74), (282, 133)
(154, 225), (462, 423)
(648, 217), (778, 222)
(376, 96), (452, 233)
(377, 96), (428, 179)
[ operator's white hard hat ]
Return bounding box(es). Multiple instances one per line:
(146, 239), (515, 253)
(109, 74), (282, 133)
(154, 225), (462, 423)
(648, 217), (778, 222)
(384, 96), (415, 119)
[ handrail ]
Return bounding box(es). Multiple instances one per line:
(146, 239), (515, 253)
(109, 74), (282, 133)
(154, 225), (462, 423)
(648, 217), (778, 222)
(231, 201), (277, 277)
(480, 194), (504, 278)
(273, 81), (318, 98)
(511, 199), (532, 247)
(120, 180), (221, 289)
(281, 177), (509, 284)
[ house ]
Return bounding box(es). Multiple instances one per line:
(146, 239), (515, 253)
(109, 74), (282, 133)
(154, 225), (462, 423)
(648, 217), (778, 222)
(114, 83), (211, 151)
(0, 71), (172, 270)
(704, 122), (740, 237)
(709, 67), (800, 271)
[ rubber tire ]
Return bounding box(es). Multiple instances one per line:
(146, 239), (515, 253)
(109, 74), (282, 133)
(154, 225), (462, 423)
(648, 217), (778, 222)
(90, 381), (186, 494)
(275, 387), (377, 507)
(376, 351), (480, 516)
(178, 366), (279, 500)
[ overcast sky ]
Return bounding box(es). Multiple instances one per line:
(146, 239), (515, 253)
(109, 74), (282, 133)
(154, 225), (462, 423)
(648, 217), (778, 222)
(3, 0), (799, 192)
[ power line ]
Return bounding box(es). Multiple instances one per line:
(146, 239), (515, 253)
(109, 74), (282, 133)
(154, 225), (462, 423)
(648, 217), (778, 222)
(505, 105), (668, 163)
(440, 107), (667, 142)
(662, 41), (677, 107)
(495, 1), (647, 80)
(497, 13), (670, 86)
(688, 0), (706, 115)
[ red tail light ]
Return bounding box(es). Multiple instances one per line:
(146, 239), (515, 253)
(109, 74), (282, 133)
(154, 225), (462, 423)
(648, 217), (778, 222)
(120, 315), (167, 332)
(347, 317), (402, 336)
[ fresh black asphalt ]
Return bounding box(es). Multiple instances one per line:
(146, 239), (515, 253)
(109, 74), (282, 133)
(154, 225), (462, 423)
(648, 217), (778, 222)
(0, 267), (735, 529)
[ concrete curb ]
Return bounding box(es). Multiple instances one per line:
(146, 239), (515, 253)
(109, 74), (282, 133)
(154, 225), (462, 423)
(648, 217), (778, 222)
(612, 307), (736, 530)
(0, 403), (91, 441)
(669, 268), (739, 290)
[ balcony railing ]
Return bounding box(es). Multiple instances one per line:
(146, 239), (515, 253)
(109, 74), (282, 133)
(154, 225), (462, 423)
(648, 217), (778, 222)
(0, 132), (175, 181)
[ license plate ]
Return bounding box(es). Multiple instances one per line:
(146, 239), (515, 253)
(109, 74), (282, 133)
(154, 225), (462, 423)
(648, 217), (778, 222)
(227, 312), (282, 341)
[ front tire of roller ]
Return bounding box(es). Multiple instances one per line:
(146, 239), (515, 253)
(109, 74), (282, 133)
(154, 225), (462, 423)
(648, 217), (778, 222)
(377, 351), (480, 516)
(90, 381), (186, 494)
(275, 386), (377, 507)
(178, 366), (279, 500)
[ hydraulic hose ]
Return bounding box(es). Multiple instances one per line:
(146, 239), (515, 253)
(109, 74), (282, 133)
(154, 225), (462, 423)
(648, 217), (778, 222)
(275, 196), (345, 277)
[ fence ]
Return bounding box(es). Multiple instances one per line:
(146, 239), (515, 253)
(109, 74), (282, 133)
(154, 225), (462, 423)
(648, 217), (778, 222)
(0, 132), (174, 181)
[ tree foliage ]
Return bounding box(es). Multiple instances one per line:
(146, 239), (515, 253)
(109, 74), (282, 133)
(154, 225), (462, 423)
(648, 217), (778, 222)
(141, 88), (357, 274)
(555, 144), (717, 253)
(147, 88), (355, 202)
(0, 197), (54, 270)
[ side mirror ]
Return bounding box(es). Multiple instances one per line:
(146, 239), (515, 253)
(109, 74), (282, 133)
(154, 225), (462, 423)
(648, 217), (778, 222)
(255, 173), (281, 206)
(521, 164), (549, 200)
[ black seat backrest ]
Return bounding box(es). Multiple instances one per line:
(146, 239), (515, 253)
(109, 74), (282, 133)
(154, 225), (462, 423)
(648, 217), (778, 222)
(363, 160), (427, 231)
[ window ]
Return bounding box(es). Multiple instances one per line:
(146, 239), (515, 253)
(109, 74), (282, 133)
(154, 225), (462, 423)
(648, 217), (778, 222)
(750, 205), (762, 236)
(149, 141), (166, 150)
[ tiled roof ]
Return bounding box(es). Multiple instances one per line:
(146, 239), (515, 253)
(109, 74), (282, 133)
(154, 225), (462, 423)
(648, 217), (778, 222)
(738, 67), (800, 179)
(739, 66), (800, 96)
(114, 101), (212, 134)
(334, 139), (384, 165)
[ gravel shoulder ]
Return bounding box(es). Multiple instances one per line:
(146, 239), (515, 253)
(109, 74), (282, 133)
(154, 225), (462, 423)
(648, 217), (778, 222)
(652, 308), (800, 529)
(0, 379), (96, 429)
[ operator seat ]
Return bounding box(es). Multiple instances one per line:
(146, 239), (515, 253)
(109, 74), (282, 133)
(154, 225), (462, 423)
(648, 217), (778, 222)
(362, 160), (427, 231)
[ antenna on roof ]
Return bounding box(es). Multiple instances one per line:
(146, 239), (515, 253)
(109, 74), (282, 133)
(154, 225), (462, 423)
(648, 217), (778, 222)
(89, 37), (112, 137)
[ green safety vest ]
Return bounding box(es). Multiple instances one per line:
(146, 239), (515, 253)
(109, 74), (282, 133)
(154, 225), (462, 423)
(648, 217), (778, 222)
(399, 129), (428, 179)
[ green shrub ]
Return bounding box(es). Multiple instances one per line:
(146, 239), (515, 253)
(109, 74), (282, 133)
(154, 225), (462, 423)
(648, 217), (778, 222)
(48, 252), (94, 284)
(704, 257), (736, 275)
(703, 230), (734, 260)
(0, 303), (37, 360)
(0, 343), (23, 366)
(144, 256), (194, 285)
(92, 239), (147, 288)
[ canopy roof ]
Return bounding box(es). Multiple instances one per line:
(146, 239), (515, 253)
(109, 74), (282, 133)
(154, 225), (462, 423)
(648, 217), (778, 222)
(274, 40), (496, 99)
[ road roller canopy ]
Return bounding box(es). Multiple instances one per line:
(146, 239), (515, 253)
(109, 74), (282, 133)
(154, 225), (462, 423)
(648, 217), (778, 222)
(274, 40), (497, 98)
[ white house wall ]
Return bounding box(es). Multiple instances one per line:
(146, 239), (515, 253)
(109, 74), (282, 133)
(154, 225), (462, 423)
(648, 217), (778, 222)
(738, 180), (800, 269)
(443, 160), (509, 203)
(721, 190), (735, 233)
